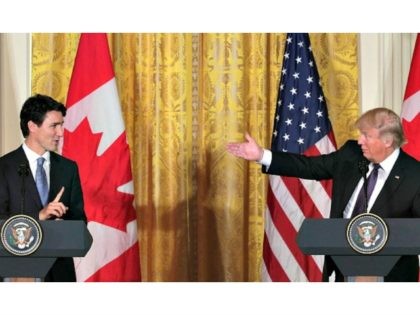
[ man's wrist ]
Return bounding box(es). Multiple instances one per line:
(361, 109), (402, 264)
(257, 149), (272, 166)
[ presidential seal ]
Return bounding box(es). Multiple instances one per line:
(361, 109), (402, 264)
(0, 215), (43, 256)
(346, 213), (388, 254)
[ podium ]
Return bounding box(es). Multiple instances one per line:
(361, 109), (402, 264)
(0, 220), (92, 278)
(297, 218), (420, 277)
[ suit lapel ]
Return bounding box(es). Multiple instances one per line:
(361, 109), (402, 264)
(340, 158), (369, 212)
(371, 152), (405, 217)
(342, 171), (362, 207)
(49, 152), (62, 201)
(15, 147), (43, 210)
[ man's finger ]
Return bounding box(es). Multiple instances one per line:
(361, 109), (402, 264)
(53, 186), (65, 202)
(245, 132), (252, 142)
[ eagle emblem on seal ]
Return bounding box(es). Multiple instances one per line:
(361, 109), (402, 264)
(357, 224), (380, 247)
(12, 225), (34, 249)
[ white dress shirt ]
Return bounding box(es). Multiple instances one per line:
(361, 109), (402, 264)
(343, 148), (399, 218)
(22, 142), (51, 189)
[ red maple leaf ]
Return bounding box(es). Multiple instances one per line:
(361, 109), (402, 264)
(63, 118), (136, 232)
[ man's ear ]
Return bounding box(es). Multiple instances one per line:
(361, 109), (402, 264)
(383, 134), (394, 148)
(27, 121), (37, 133)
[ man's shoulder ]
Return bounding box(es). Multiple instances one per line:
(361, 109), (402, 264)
(338, 140), (362, 155)
(0, 146), (24, 163)
(399, 149), (420, 168)
(50, 151), (78, 167)
(340, 139), (358, 148)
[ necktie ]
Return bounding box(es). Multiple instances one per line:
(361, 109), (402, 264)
(35, 157), (48, 206)
(351, 163), (381, 218)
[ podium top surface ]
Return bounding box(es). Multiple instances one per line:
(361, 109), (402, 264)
(297, 218), (420, 256)
(0, 220), (92, 257)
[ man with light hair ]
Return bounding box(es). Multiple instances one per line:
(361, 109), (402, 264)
(227, 107), (420, 281)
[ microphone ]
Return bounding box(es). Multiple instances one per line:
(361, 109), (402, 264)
(18, 163), (30, 177)
(358, 160), (369, 212)
(18, 163), (30, 214)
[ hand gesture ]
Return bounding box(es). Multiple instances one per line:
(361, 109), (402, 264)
(226, 132), (264, 161)
(38, 186), (68, 220)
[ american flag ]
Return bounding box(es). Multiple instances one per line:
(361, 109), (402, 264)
(262, 33), (337, 282)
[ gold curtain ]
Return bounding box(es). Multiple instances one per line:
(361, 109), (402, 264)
(32, 33), (359, 281)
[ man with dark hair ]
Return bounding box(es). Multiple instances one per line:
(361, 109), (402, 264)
(227, 107), (420, 282)
(0, 94), (86, 281)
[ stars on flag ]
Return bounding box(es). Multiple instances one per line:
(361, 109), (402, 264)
(271, 34), (332, 154)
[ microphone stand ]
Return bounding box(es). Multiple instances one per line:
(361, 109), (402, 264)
(18, 163), (30, 214)
(358, 160), (369, 212)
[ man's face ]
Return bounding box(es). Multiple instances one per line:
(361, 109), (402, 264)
(28, 110), (64, 154)
(357, 127), (388, 163)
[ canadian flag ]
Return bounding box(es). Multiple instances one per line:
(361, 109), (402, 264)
(402, 34), (420, 160)
(61, 34), (141, 281)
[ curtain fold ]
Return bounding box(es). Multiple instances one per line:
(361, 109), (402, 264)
(32, 33), (358, 281)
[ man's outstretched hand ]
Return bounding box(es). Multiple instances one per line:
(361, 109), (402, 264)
(226, 132), (264, 161)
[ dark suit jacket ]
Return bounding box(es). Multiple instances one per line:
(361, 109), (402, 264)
(264, 140), (420, 281)
(0, 146), (86, 281)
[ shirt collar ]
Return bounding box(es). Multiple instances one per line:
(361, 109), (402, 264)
(22, 142), (50, 164)
(375, 148), (399, 175)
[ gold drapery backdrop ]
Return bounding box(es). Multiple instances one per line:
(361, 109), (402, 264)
(32, 33), (359, 281)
